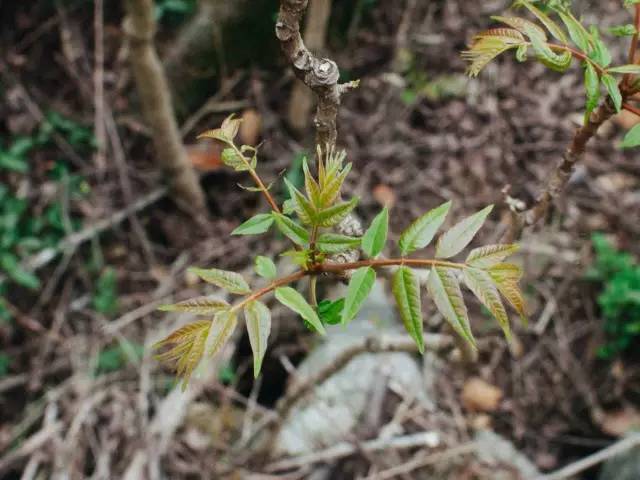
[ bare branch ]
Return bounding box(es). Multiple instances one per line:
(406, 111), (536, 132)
(502, 98), (616, 242)
(276, 0), (357, 148)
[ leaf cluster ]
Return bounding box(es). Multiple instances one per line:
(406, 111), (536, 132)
(0, 115), (94, 323)
(587, 233), (640, 358)
(156, 117), (529, 388)
(463, 0), (640, 120)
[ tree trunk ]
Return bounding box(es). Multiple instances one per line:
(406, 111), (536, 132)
(124, 0), (206, 211)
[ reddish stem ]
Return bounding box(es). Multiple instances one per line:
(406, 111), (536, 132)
(623, 102), (640, 117)
(624, 5), (640, 87)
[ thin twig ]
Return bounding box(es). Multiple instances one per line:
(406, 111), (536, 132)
(534, 434), (640, 480)
(266, 431), (442, 472)
(276, 0), (358, 148)
(623, 5), (640, 87)
(623, 102), (640, 117)
(502, 98), (616, 242)
(93, 0), (106, 172)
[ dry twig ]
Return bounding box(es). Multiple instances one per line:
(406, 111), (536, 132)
(534, 433), (640, 480)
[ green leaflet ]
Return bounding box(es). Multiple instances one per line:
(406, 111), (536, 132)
(280, 249), (312, 268)
(427, 267), (475, 347)
(284, 177), (315, 225)
(315, 197), (359, 228)
(557, 10), (592, 52)
(316, 234), (361, 254)
(244, 300), (271, 378)
(158, 297), (230, 315)
(154, 320), (211, 390)
(608, 65), (640, 74)
(608, 24), (637, 37)
(514, 0), (569, 44)
(275, 287), (326, 335)
(222, 148), (250, 172)
(362, 207), (389, 258)
(516, 44), (528, 62)
(526, 26), (572, 72)
(492, 16), (547, 40)
(302, 157), (321, 207)
(318, 298), (345, 325)
(0, 253), (39, 290)
(589, 27), (612, 67)
(398, 201), (451, 255)
(273, 213), (309, 246)
(466, 244), (519, 269)
(188, 267), (251, 295)
(254, 256), (277, 280)
(197, 114), (241, 144)
(621, 123), (640, 149)
(436, 205), (493, 259)
(488, 265), (527, 325)
(584, 62), (600, 118)
(463, 267), (511, 340)
(206, 310), (238, 359)
(342, 267), (376, 325)
(392, 266), (424, 353)
(231, 214), (274, 236)
(602, 74), (622, 112)
(462, 36), (520, 77)
(320, 163), (352, 208)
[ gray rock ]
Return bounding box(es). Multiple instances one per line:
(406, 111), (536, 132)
(474, 430), (540, 479)
(274, 280), (436, 457)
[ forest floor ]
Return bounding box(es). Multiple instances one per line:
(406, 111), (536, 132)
(1, 0), (639, 478)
